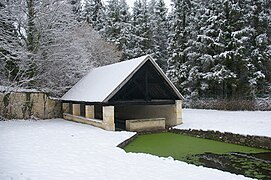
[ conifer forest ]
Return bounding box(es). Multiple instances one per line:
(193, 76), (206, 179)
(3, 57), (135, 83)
(1, 0), (270, 100)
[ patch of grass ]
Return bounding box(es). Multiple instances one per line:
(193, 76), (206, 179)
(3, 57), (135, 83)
(124, 132), (269, 160)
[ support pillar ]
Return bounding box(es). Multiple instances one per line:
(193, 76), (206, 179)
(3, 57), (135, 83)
(102, 106), (115, 131)
(73, 104), (80, 116)
(175, 100), (183, 124)
(62, 103), (69, 113)
(85, 105), (95, 119)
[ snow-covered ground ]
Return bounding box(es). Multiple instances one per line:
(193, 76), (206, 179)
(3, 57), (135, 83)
(175, 109), (271, 137)
(0, 119), (253, 180)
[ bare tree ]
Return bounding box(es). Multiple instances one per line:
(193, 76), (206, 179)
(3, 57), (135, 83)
(0, 0), (121, 96)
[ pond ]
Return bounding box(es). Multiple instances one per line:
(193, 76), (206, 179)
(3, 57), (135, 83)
(123, 132), (271, 180)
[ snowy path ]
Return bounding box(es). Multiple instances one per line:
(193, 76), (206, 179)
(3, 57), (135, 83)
(175, 109), (271, 137)
(0, 119), (253, 180)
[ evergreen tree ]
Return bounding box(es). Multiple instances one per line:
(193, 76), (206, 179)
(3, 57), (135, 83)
(149, 0), (169, 70)
(246, 0), (271, 97)
(81, 0), (105, 31)
(103, 0), (133, 60)
(190, 0), (237, 99)
(104, 0), (121, 42)
(131, 0), (152, 57)
(166, 0), (271, 99)
(214, 0), (255, 99)
(118, 0), (135, 60)
(188, 0), (221, 98)
(167, 0), (194, 96)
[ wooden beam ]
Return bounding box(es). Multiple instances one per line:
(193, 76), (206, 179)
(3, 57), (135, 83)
(111, 100), (175, 105)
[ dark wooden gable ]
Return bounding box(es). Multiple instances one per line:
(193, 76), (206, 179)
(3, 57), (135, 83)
(108, 60), (181, 104)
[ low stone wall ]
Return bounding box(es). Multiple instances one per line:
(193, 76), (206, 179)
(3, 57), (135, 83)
(126, 118), (166, 132)
(115, 100), (182, 127)
(0, 92), (61, 119)
(63, 113), (103, 128)
(183, 98), (271, 111)
(170, 129), (271, 150)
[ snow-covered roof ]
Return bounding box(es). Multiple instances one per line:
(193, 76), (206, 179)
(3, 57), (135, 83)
(61, 55), (183, 102)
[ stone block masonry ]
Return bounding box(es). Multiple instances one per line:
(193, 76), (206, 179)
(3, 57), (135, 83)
(72, 104), (80, 116)
(170, 129), (271, 150)
(126, 118), (165, 132)
(102, 106), (115, 131)
(62, 105), (115, 131)
(0, 92), (61, 119)
(85, 105), (94, 119)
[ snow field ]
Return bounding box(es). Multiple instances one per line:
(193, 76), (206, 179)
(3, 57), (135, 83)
(175, 109), (271, 137)
(0, 119), (253, 180)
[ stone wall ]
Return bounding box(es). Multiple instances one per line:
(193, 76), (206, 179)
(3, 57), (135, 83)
(126, 118), (166, 132)
(183, 98), (271, 111)
(170, 129), (271, 150)
(62, 104), (115, 131)
(0, 92), (61, 119)
(115, 100), (182, 127)
(63, 113), (104, 129)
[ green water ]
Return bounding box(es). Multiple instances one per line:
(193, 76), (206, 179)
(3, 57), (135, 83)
(124, 132), (271, 179)
(124, 132), (269, 159)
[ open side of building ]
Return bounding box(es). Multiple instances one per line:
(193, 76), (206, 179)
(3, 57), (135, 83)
(61, 55), (184, 132)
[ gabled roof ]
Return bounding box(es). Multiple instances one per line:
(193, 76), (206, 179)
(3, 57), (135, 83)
(61, 55), (183, 103)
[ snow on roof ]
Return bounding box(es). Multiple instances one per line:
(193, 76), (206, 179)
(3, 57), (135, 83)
(62, 55), (149, 102)
(61, 55), (183, 102)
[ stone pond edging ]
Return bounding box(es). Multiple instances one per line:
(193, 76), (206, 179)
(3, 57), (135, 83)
(117, 129), (168, 148)
(117, 129), (271, 150)
(170, 129), (271, 150)
(117, 134), (138, 148)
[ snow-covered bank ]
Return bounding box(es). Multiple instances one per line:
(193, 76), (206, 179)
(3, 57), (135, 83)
(0, 119), (252, 180)
(175, 109), (271, 137)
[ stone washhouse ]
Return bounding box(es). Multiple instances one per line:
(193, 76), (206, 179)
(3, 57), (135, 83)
(61, 55), (184, 132)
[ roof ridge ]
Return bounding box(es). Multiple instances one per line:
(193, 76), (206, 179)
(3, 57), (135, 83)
(92, 55), (150, 71)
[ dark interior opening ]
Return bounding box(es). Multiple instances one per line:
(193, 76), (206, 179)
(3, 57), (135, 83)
(109, 61), (180, 103)
(80, 103), (85, 117)
(110, 60), (180, 130)
(94, 104), (103, 119)
(69, 103), (73, 114)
